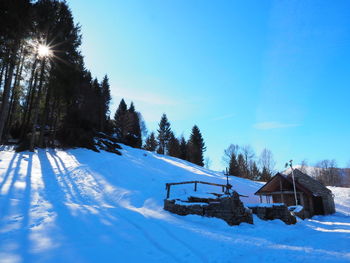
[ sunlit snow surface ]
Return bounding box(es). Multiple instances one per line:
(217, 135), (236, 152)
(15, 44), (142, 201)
(0, 145), (349, 263)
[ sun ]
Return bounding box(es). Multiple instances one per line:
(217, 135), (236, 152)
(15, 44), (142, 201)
(37, 44), (52, 58)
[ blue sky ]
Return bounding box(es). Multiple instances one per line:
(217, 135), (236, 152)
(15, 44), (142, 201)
(67, 0), (350, 171)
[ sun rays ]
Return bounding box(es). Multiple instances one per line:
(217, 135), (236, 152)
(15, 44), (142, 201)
(37, 44), (52, 58)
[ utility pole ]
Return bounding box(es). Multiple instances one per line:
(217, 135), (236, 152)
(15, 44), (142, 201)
(285, 160), (298, 206)
(224, 168), (231, 194)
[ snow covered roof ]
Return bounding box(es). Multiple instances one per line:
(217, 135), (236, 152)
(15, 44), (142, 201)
(255, 169), (333, 197)
(285, 169), (332, 196)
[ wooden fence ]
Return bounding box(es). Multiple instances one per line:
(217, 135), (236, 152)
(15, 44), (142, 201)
(165, 180), (232, 199)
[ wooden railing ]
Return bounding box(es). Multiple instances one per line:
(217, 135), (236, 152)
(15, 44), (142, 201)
(165, 180), (232, 199)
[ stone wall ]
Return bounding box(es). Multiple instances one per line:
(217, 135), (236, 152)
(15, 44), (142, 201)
(164, 191), (253, 226)
(247, 204), (297, 225)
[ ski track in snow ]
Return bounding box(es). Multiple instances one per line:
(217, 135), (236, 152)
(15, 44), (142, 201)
(0, 146), (349, 263)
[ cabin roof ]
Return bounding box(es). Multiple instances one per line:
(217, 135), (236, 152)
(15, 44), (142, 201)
(255, 169), (332, 197)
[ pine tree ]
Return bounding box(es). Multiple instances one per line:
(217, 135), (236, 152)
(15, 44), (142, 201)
(187, 125), (206, 166)
(124, 102), (142, 148)
(144, 132), (157, 151)
(167, 132), (181, 158)
(179, 135), (187, 160)
(92, 78), (101, 128)
(33, 0), (85, 149)
(260, 166), (272, 182)
(0, 0), (31, 142)
(241, 145), (255, 179)
(157, 113), (171, 154)
(250, 161), (261, 181)
(228, 152), (239, 176)
(114, 99), (127, 140)
(237, 153), (246, 178)
(0, 0), (147, 152)
(100, 75), (111, 132)
(0, 0), (117, 150)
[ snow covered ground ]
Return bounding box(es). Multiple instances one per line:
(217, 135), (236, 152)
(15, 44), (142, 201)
(0, 145), (349, 263)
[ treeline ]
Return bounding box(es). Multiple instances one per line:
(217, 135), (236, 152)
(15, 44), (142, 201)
(299, 159), (350, 187)
(223, 142), (350, 186)
(0, 0), (208, 168)
(223, 144), (275, 182)
(149, 113), (206, 167)
(113, 99), (206, 167)
(0, 0), (112, 151)
(222, 142), (350, 186)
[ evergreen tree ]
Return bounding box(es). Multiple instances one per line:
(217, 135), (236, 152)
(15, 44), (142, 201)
(124, 102), (142, 148)
(91, 78), (101, 128)
(179, 135), (187, 160)
(157, 113), (171, 154)
(250, 161), (261, 181)
(128, 101), (135, 112)
(33, 0), (83, 150)
(237, 153), (246, 178)
(100, 75), (111, 132)
(114, 98), (127, 140)
(167, 132), (181, 158)
(260, 166), (272, 182)
(0, 0), (117, 150)
(187, 125), (206, 166)
(241, 145), (255, 178)
(0, 0), (142, 152)
(228, 152), (239, 176)
(144, 132), (157, 151)
(0, 0), (31, 142)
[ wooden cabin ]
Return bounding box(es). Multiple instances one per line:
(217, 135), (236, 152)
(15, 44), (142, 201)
(255, 169), (335, 218)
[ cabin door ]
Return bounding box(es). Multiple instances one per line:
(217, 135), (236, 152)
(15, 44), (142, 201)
(313, 196), (324, 215)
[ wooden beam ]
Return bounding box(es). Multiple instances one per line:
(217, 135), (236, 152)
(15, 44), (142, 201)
(166, 180), (229, 188)
(256, 191), (303, 195)
(166, 184), (170, 199)
(280, 177), (284, 203)
(299, 193), (305, 207)
(165, 180), (243, 199)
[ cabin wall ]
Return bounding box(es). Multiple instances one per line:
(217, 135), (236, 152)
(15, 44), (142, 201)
(322, 195), (336, 215)
(299, 194), (313, 218)
(272, 194), (298, 206)
(255, 173), (336, 218)
(272, 193), (314, 218)
(308, 197), (314, 217)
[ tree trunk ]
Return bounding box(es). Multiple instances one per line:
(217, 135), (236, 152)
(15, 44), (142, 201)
(0, 49), (10, 92)
(0, 62), (6, 90)
(4, 47), (25, 140)
(29, 58), (46, 151)
(50, 100), (60, 147)
(0, 47), (18, 142)
(20, 59), (38, 140)
(38, 82), (52, 147)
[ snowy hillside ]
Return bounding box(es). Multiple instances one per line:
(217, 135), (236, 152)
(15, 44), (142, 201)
(0, 145), (349, 263)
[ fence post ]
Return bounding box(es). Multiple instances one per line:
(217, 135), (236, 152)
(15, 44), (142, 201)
(166, 184), (170, 199)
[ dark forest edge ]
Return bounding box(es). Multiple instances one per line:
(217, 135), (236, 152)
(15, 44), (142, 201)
(0, 0), (206, 166)
(0, 1), (349, 187)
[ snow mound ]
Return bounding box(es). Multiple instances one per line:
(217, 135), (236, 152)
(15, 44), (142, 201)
(0, 145), (350, 263)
